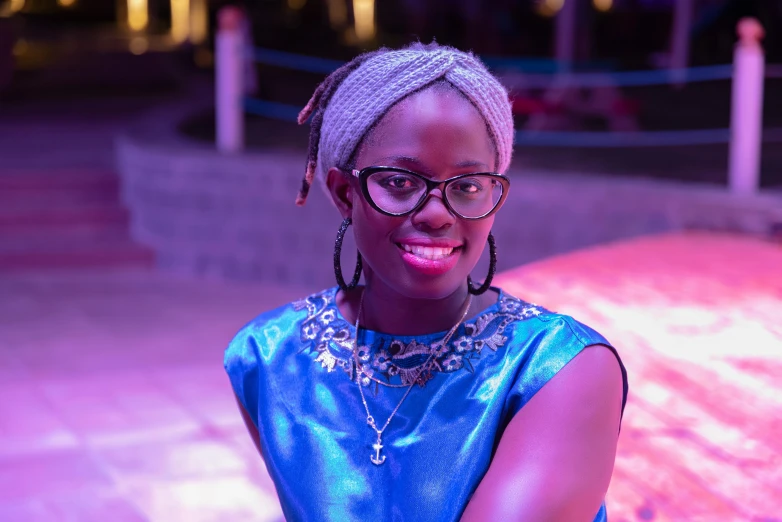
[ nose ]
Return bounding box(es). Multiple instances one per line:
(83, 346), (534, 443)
(410, 188), (456, 230)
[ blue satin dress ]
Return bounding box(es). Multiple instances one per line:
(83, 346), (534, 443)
(224, 287), (628, 522)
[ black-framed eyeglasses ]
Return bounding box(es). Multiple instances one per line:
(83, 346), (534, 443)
(351, 166), (510, 220)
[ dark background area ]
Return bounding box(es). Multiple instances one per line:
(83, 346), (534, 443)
(1, 0), (781, 186)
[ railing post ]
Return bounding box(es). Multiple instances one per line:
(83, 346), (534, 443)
(555, 0), (577, 73)
(669, 0), (693, 86)
(216, 6), (245, 153)
(728, 18), (765, 195)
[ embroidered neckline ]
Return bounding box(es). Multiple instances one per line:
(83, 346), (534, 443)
(293, 287), (546, 387)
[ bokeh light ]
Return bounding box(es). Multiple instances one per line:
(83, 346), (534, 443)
(170, 0), (190, 44)
(352, 0), (375, 41)
(127, 0), (148, 32)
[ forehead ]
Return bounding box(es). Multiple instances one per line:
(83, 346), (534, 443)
(357, 87), (496, 172)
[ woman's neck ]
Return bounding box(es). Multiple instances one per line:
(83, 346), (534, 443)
(340, 281), (496, 336)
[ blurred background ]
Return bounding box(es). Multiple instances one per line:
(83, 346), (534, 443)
(1, 1), (781, 521)
(1, 0), (782, 181)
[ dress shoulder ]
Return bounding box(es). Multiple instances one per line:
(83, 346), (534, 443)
(500, 298), (627, 421)
(223, 288), (332, 427)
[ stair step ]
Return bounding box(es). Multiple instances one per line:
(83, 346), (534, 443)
(0, 170), (152, 271)
(0, 220), (131, 242)
(0, 170), (120, 191)
(0, 239), (155, 271)
(0, 191), (123, 211)
(0, 205), (130, 229)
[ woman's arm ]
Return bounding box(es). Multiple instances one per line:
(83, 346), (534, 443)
(460, 345), (624, 522)
(235, 393), (263, 457)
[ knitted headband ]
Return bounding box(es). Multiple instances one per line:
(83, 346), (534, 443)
(295, 44), (514, 206)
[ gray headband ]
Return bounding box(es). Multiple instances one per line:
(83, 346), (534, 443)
(312, 47), (514, 189)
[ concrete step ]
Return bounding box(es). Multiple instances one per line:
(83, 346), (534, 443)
(0, 170), (119, 190)
(0, 238), (155, 271)
(0, 193), (123, 212)
(0, 169), (155, 270)
(0, 170), (121, 206)
(0, 220), (132, 242)
(0, 204), (130, 230)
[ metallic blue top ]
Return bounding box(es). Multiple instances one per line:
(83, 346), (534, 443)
(225, 287), (626, 521)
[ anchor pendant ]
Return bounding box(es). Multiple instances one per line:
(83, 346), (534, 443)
(371, 437), (386, 465)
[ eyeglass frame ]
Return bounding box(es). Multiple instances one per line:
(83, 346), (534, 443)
(349, 166), (511, 220)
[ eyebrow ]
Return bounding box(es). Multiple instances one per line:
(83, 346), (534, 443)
(373, 155), (491, 172)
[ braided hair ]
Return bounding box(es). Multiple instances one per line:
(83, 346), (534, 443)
(295, 48), (388, 206)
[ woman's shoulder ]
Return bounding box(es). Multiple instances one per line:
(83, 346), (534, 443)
(224, 286), (339, 366)
(494, 287), (610, 349)
(494, 287), (626, 417)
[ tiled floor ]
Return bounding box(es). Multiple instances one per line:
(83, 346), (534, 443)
(496, 232), (782, 522)
(0, 272), (305, 522)
(1, 231), (780, 521)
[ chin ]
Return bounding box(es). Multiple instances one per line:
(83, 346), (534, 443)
(387, 243), (473, 300)
(396, 273), (467, 301)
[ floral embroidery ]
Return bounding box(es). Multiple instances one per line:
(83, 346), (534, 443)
(442, 353), (463, 371)
(453, 336), (473, 353)
(302, 323), (318, 340)
(373, 349), (392, 371)
(292, 293), (354, 375)
(295, 288), (547, 385)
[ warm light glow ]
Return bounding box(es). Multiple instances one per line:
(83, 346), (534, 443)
(10, 0), (25, 13)
(352, 0), (375, 41)
(326, 0), (347, 29)
(593, 0), (612, 12)
(129, 36), (148, 55)
(189, 0), (208, 44)
(536, 0), (564, 17)
(127, 0), (148, 31)
(287, 0), (306, 9)
(12, 38), (28, 56)
(170, 0), (190, 43)
(57, 0), (77, 7)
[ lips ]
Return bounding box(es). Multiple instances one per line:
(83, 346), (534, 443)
(399, 244), (454, 260)
(396, 241), (462, 276)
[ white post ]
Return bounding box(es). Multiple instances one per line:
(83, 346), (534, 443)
(216, 6), (244, 153)
(669, 0), (693, 85)
(555, 0), (577, 73)
(728, 18), (765, 195)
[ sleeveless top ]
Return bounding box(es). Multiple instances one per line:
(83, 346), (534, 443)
(224, 287), (628, 522)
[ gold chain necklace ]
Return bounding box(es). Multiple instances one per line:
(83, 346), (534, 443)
(353, 290), (472, 465)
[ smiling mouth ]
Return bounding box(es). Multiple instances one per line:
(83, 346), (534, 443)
(397, 243), (462, 260)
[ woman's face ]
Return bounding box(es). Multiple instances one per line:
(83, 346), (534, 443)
(334, 86), (499, 301)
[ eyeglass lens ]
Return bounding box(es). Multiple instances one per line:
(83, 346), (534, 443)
(365, 170), (503, 218)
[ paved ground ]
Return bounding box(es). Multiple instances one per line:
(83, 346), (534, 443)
(1, 231), (780, 521)
(497, 232), (782, 521)
(0, 271), (307, 522)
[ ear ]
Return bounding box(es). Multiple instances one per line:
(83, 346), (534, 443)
(326, 167), (354, 219)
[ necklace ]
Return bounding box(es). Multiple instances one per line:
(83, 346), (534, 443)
(353, 290), (473, 465)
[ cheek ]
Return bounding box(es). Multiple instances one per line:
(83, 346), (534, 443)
(470, 216), (494, 239)
(465, 221), (494, 256)
(353, 200), (398, 250)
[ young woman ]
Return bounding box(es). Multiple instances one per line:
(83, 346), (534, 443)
(225, 42), (628, 521)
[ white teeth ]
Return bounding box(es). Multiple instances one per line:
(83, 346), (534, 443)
(400, 244), (455, 259)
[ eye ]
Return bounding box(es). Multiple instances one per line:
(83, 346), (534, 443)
(452, 179), (484, 194)
(376, 173), (421, 191)
(386, 176), (413, 189)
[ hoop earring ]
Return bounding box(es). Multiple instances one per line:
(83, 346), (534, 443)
(334, 217), (363, 292)
(467, 232), (496, 296)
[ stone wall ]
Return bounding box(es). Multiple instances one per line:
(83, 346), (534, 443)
(116, 128), (782, 290)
